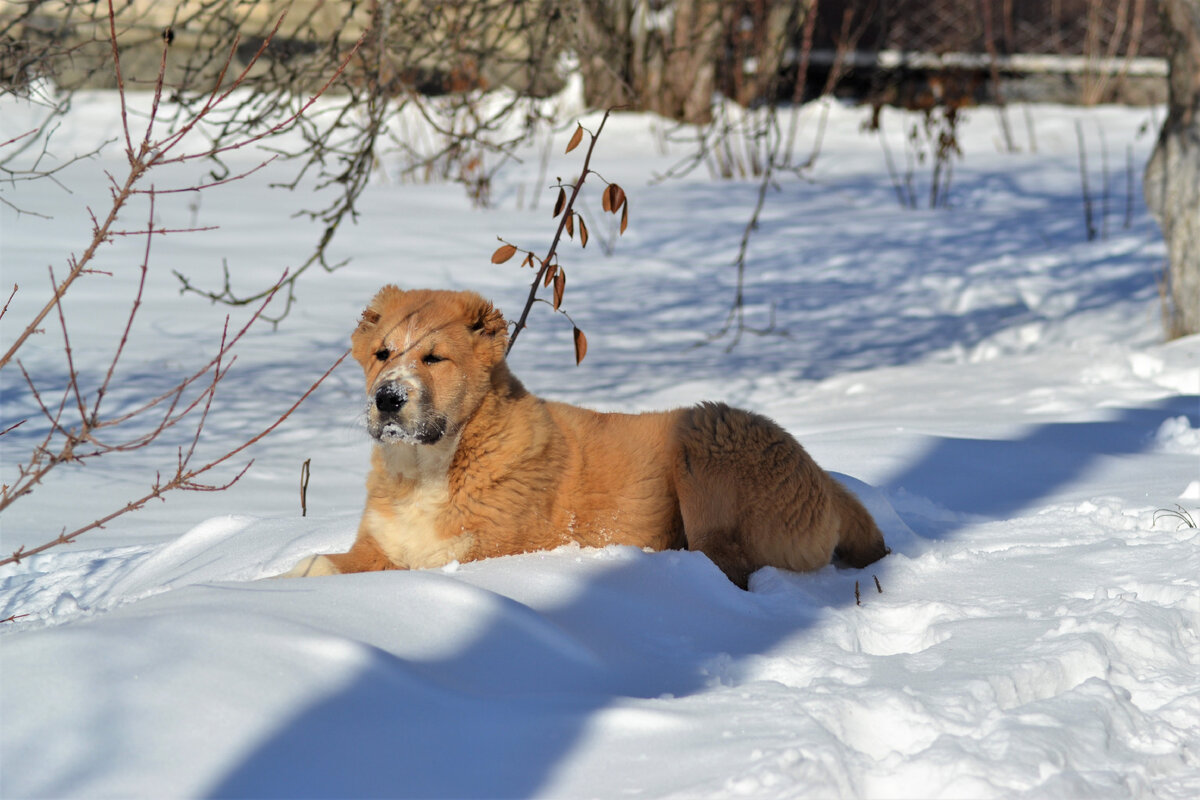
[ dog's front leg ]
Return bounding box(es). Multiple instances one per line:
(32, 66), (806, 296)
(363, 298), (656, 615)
(282, 554), (341, 577)
(281, 535), (397, 577)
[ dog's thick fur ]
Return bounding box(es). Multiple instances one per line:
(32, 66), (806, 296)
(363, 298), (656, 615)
(285, 287), (888, 587)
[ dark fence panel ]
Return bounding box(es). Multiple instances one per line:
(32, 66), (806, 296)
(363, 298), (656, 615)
(812, 0), (1167, 58)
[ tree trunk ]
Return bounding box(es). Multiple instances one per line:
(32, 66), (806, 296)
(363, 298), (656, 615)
(1144, 0), (1200, 338)
(574, 1), (814, 125)
(575, 0), (636, 111)
(575, 0), (724, 124)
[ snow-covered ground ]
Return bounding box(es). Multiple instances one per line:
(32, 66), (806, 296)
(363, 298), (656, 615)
(1, 90), (1198, 798)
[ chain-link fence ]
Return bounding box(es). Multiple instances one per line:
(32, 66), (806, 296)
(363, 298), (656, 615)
(807, 0), (1168, 104)
(814, 0), (1166, 57)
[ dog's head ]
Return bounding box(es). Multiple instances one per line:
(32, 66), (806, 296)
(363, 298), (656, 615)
(351, 286), (508, 445)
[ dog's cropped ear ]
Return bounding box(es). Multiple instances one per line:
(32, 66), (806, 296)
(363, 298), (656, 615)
(355, 285), (401, 336)
(356, 307), (381, 334)
(360, 286), (403, 326)
(469, 297), (509, 359)
(351, 285), (403, 365)
(470, 301), (506, 337)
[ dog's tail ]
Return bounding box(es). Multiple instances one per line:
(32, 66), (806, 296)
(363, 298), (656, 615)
(829, 478), (890, 568)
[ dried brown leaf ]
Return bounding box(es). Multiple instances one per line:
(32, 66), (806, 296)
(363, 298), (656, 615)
(491, 244), (518, 264)
(578, 216), (589, 248)
(553, 187), (566, 218)
(573, 326), (588, 365)
(565, 124), (584, 154)
(543, 262), (557, 288)
(553, 270), (565, 310)
(611, 184), (626, 212)
(620, 202), (628, 234)
(565, 213), (575, 238)
(602, 184), (613, 213)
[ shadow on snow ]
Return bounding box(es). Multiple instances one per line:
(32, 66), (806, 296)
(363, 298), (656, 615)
(181, 158), (1182, 799)
(205, 550), (822, 799)
(205, 393), (1195, 798)
(881, 395), (1199, 528)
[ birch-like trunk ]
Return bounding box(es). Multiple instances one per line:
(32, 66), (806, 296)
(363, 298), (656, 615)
(1144, 0), (1200, 337)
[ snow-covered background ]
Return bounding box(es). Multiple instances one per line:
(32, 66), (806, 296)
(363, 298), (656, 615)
(1, 89), (1198, 798)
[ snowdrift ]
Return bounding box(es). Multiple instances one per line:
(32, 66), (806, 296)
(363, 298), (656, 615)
(2, 96), (1198, 798)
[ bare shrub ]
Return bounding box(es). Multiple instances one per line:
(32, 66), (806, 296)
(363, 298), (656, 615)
(5, 2), (834, 325)
(0, 3), (354, 565)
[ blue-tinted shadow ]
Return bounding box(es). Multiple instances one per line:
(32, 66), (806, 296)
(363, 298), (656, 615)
(882, 395), (1199, 523)
(207, 397), (1196, 799)
(205, 551), (816, 799)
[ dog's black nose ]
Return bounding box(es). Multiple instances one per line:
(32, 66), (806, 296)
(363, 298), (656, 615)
(375, 384), (407, 413)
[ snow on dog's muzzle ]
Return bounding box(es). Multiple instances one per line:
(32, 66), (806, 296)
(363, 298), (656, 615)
(374, 382), (407, 414)
(367, 380), (446, 445)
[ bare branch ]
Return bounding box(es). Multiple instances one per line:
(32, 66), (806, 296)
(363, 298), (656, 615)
(0, 419), (26, 438)
(1, 350), (349, 567)
(0, 284), (16, 321)
(0, 0), (359, 560)
(47, 266), (89, 427)
(90, 190), (154, 426)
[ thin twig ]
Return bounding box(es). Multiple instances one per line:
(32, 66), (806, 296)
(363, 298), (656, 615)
(708, 124), (790, 349)
(507, 109), (614, 355)
(0, 1), (356, 559)
(47, 266), (89, 430)
(91, 192), (154, 427)
(1076, 120), (1097, 240)
(300, 458), (311, 517)
(0, 285), (17, 321)
(1, 350), (349, 567)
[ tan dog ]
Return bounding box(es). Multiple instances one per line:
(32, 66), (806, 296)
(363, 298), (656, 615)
(285, 286), (888, 587)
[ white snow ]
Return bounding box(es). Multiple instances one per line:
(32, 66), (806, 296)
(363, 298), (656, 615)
(2, 91), (1198, 799)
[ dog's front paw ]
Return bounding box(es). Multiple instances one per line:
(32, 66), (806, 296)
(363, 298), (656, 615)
(279, 554), (341, 578)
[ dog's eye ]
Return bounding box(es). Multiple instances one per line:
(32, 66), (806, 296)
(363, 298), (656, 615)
(422, 354), (445, 365)
(374, 348), (390, 362)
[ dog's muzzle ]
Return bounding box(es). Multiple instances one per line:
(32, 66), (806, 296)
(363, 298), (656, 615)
(367, 381), (446, 445)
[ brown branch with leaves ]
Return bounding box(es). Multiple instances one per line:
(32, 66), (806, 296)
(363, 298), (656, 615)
(0, 1), (357, 566)
(490, 110), (629, 364)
